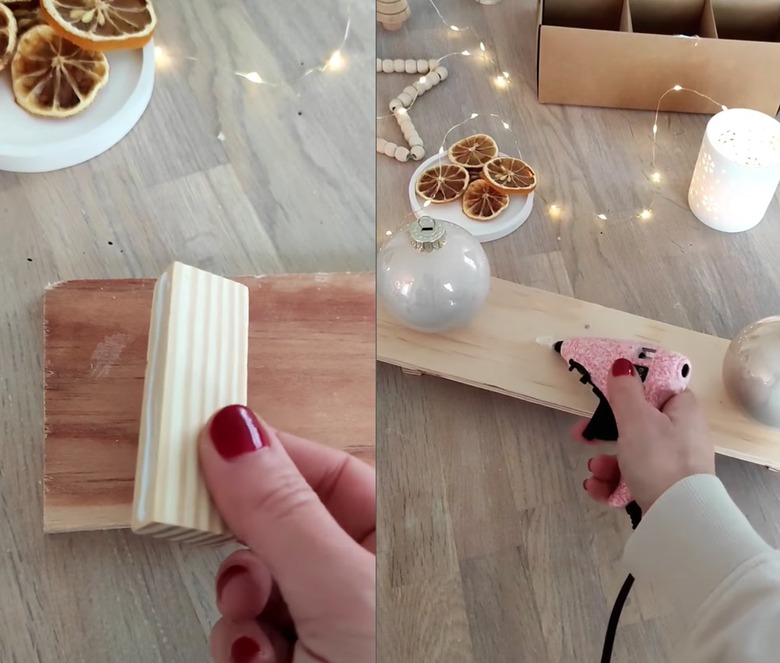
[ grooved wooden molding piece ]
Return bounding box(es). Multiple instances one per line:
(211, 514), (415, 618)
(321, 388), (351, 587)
(378, 277), (780, 470)
(44, 271), (375, 534)
(132, 263), (249, 546)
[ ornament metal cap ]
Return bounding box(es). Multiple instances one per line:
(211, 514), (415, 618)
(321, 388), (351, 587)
(409, 216), (447, 252)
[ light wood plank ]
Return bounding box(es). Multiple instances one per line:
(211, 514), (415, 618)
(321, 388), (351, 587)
(132, 262), (249, 544)
(379, 276), (780, 469)
(44, 272), (375, 533)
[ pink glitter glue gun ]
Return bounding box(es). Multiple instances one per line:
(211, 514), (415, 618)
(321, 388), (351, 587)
(554, 338), (692, 507)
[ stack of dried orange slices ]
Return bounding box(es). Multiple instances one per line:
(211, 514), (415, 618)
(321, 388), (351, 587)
(414, 134), (538, 222)
(0, 0), (156, 118)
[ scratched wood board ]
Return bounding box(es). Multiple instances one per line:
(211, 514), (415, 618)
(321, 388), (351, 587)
(378, 276), (780, 470)
(44, 273), (375, 533)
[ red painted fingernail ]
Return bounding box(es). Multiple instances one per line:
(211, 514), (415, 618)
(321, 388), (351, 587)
(611, 358), (635, 377)
(216, 565), (247, 602)
(587, 459), (593, 471)
(231, 636), (261, 663)
(210, 405), (268, 459)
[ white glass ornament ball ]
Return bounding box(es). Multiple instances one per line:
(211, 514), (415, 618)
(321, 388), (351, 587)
(378, 217), (491, 333)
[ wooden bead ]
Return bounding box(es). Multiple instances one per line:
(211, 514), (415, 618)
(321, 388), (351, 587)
(383, 141), (398, 157)
(421, 77), (433, 91)
(416, 59), (429, 73)
(413, 81), (426, 94)
(389, 98), (403, 111)
(377, 138), (386, 152)
(398, 120), (416, 139)
(398, 116), (414, 131)
(376, 58), (382, 72)
(398, 92), (413, 107)
(429, 59), (439, 71)
(382, 59), (394, 73)
(427, 71), (441, 86)
(394, 146), (410, 162)
(408, 135), (424, 147)
(410, 145), (425, 160)
(393, 58), (404, 72)
(405, 59), (416, 74)
(403, 85), (417, 98)
(435, 66), (448, 81)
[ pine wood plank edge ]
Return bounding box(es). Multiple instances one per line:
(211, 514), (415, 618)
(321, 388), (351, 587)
(378, 277), (780, 471)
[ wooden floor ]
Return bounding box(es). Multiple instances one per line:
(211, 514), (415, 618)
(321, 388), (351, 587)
(0, 2), (374, 661)
(377, 2), (780, 662)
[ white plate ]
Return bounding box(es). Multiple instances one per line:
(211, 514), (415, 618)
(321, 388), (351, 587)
(0, 41), (155, 173)
(408, 152), (534, 243)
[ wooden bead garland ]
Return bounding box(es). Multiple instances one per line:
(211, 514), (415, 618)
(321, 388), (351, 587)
(377, 138), (411, 163)
(377, 56), (449, 164)
(388, 66), (448, 112)
(376, 58), (440, 74)
(394, 110), (423, 160)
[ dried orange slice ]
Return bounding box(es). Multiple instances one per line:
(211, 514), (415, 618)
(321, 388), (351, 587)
(12, 25), (109, 118)
(40, 0), (157, 52)
(448, 134), (499, 170)
(462, 179), (509, 221)
(0, 4), (18, 73)
(483, 157), (537, 195)
(415, 163), (470, 203)
(10, 1), (43, 36)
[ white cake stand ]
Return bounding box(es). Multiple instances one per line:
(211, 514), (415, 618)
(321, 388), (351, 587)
(408, 152), (535, 243)
(0, 41), (155, 173)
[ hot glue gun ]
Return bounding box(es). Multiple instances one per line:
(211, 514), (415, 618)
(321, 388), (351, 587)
(554, 337), (692, 507)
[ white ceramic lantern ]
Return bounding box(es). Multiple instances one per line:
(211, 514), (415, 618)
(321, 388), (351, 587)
(688, 108), (780, 233)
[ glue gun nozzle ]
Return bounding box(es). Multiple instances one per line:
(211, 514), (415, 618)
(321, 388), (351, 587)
(553, 340), (563, 354)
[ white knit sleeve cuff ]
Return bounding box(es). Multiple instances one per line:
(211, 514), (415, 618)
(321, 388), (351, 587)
(622, 474), (773, 618)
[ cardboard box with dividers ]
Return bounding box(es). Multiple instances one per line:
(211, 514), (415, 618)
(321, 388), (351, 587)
(536, 0), (780, 114)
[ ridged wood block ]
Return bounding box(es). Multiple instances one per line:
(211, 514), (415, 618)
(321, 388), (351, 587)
(131, 262), (249, 545)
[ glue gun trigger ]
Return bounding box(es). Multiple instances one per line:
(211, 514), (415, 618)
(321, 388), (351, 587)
(582, 397), (619, 442)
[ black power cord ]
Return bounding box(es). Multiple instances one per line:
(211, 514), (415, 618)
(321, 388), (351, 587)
(601, 501), (643, 663)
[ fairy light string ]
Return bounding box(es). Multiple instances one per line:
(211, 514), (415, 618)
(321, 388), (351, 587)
(382, 85), (729, 238)
(154, 5), (352, 88)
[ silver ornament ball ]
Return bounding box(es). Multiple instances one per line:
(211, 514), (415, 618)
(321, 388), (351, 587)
(378, 217), (491, 333)
(723, 316), (780, 428)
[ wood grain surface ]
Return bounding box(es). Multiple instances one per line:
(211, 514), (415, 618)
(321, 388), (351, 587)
(379, 277), (780, 470)
(377, 1), (780, 661)
(44, 273), (373, 534)
(0, 1), (374, 661)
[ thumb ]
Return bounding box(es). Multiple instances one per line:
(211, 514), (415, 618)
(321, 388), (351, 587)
(198, 405), (373, 620)
(607, 358), (652, 427)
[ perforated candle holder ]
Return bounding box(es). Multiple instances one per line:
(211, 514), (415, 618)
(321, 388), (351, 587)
(688, 108), (780, 233)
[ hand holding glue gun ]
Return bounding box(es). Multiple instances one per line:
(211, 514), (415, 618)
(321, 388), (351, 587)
(554, 338), (714, 514)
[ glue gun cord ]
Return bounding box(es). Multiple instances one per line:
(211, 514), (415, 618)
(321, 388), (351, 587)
(601, 501), (643, 663)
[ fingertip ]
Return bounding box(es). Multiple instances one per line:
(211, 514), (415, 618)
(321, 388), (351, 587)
(583, 477), (616, 503)
(588, 454), (620, 482)
(570, 419), (599, 445)
(210, 617), (288, 663)
(215, 550), (274, 620)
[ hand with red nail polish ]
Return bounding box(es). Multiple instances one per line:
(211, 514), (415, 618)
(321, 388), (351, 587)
(576, 358), (716, 513)
(199, 405), (375, 663)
